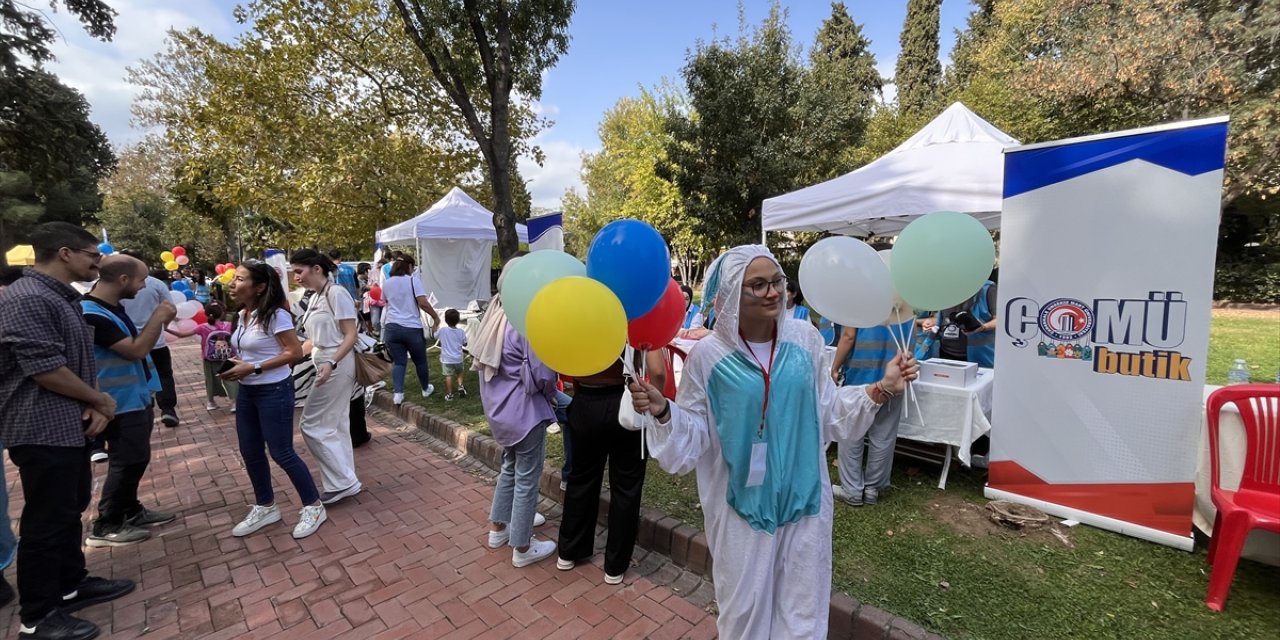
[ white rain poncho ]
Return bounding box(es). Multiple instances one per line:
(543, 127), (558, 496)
(644, 245), (881, 639)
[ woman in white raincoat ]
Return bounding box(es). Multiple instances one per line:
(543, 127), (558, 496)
(628, 245), (918, 639)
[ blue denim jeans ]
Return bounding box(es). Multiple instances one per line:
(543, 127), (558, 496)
(488, 421), (548, 548)
(0, 440), (14, 571)
(384, 323), (430, 394)
(235, 379), (319, 506)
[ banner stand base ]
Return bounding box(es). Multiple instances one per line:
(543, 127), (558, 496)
(984, 486), (1194, 551)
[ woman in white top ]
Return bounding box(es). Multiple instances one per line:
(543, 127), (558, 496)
(289, 250), (362, 505)
(218, 262), (326, 539)
(381, 255), (440, 405)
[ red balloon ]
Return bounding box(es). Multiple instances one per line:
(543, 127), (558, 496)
(627, 279), (685, 351)
(369, 286), (381, 302)
(214, 264), (226, 275)
(172, 246), (186, 257)
(192, 309), (208, 325)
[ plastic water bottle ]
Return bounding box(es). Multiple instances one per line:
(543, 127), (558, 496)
(1226, 359), (1250, 384)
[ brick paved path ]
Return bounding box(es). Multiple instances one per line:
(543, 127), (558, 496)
(2, 342), (716, 639)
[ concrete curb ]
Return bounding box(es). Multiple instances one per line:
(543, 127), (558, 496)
(374, 391), (945, 640)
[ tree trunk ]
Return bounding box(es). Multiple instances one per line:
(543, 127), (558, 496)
(488, 126), (520, 264)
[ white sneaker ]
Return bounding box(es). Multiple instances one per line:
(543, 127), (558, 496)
(604, 572), (624, 585)
(546, 423), (561, 434)
(488, 513), (546, 548)
(205, 401), (217, 410)
(292, 505), (327, 539)
(320, 481), (363, 505)
(512, 538), (556, 568)
(422, 384), (435, 398)
(232, 504), (281, 537)
(556, 557), (575, 571)
(393, 392), (405, 405)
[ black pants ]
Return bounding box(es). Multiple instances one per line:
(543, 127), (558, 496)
(557, 385), (647, 576)
(150, 346), (178, 416)
(350, 396), (369, 446)
(8, 444), (91, 625)
(95, 407), (154, 531)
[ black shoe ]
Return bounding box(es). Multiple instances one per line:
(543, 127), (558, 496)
(126, 507), (177, 527)
(160, 413), (179, 428)
(59, 577), (135, 613)
(352, 433), (372, 448)
(18, 609), (99, 640)
(84, 523), (149, 548)
(0, 573), (13, 608)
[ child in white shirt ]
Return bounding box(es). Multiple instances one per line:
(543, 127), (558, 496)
(437, 308), (468, 400)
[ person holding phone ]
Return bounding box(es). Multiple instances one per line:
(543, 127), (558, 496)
(219, 263), (327, 539)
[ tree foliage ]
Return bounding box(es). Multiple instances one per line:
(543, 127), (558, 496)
(0, 0), (115, 72)
(894, 0), (941, 114)
(390, 0), (574, 262)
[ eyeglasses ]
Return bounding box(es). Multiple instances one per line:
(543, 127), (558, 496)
(69, 248), (103, 261)
(742, 276), (786, 298)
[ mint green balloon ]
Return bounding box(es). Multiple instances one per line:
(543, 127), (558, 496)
(501, 251), (587, 335)
(890, 212), (996, 311)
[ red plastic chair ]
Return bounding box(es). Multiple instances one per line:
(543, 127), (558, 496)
(1204, 384), (1280, 611)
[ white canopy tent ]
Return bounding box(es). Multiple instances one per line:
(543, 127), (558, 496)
(761, 102), (1019, 240)
(375, 187), (528, 310)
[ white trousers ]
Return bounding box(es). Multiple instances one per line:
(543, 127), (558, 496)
(299, 355), (359, 492)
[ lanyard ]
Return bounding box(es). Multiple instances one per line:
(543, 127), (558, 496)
(739, 325), (777, 439)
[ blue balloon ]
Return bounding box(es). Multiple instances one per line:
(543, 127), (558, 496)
(586, 220), (670, 320)
(184, 290), (195, 300)
(171, 281), (190, 291)
(97, 242), (114, 255)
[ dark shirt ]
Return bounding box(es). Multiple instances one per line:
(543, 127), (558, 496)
(83, 295), (133, 348)
(0, 268), (97, 448)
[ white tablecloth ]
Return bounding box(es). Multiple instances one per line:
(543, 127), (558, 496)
(1195, 385), (1280, 565)
(897, 367), (994, 466)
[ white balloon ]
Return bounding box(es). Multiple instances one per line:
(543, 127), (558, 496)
(168, 290), (186, 306)
(799, 237), (893, 328)
(877, 249), (915, 322)
(176, 300), (201, 320)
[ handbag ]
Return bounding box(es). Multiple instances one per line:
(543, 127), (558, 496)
(618, 345), (643, 431)
(354, 340), (393, 387)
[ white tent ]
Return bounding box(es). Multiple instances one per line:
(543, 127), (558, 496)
(375, 187), (528, 309)
(761, 102), (1019, 239)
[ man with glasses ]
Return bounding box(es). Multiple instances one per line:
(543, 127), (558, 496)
(0, 222), (136, 640)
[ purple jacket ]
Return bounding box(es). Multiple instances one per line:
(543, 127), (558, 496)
(479, 324), (557, 447)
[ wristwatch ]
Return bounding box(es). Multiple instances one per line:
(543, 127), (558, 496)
(324, 360), (338, 369)
(253, 363), (263, 375)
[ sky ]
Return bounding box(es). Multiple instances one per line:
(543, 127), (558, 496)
(37, 0), (972, 210)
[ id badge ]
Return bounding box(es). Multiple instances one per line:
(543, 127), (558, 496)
(746, 442), (767, 487)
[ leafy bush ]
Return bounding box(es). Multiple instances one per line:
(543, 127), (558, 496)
(1215, 262), (1280, 303)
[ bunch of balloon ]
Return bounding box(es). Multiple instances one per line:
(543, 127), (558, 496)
(514, 220), (672, 377)
(171, 280), (195, 301)
(160, 246), (188, 272)
(213, 263), (237, 285)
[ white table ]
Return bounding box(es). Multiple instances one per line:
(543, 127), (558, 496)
(897, 367), (994, 489)
(1195, 385), (1280, 566)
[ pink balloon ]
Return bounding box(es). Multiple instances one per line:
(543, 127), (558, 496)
(164, 331), (179, 345)
(174, 318), (198, 334)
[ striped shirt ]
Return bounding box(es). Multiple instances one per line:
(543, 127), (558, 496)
(0, 268), (97, 448)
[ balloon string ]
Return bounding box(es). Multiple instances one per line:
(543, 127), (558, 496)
(892, 307), (924, 421)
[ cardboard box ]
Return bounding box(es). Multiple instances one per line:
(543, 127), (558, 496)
(920, 358), (978, 388)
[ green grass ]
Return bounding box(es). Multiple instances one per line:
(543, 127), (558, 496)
(392, 310), (1280, 640)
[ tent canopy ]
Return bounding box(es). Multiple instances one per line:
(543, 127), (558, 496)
(762, 102), (1018, 238)
(5, 244), (35, 266)
(376, 187), (528, 244)
(374, 187), (528, 310)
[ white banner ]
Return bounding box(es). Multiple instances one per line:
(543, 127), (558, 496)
(986, 117), (1229, 549)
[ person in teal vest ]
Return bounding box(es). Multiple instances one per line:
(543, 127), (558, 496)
(80, 255), (179, 548)
(829, 317), (914, 506)
(925, 280), (998, 368)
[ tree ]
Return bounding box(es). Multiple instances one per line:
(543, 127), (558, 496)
(390, 0), (574, 263)
(0, 0), (115, 72)
(663, 4), (809, 248)
(0, 69), (114, 260)
(894, 0), (942, 114)
(797, 2), (883, 183)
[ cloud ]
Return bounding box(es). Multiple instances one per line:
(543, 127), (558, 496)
(37, 0), (240, 147)
(518, 132), (590, 212)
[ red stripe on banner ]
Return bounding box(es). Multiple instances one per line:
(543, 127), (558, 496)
(988, 461), (1195, 536)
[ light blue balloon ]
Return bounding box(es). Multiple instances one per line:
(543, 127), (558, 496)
(171, 281), (190, 292)
(97, 242), (114, 255)
(501, 251), (587, 336)
(890, 212), (995, 311)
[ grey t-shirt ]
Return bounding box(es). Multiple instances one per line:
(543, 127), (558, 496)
(121, 276), (171, 350)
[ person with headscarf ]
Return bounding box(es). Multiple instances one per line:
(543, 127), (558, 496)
(473, 258), (558, 568)
(627, 245), (919, 640)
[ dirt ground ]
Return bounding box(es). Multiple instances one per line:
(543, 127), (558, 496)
(927, 493), (1075, 547)
(1211, 306), (1280, 320)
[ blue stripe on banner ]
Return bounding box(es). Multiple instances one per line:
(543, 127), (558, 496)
(527, 213), (563, 243)
(1004, 122), (1228, 198)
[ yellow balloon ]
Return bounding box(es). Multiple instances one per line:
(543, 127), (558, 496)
(160, 251), (174, 262)
(526, 276), (626, 377)
(164, 260), (179, 271)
